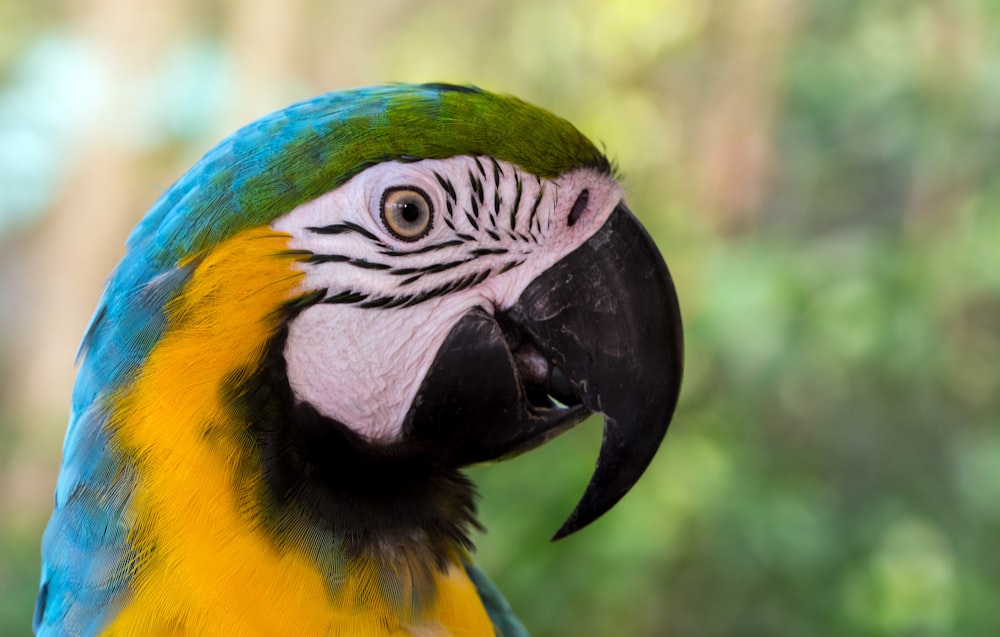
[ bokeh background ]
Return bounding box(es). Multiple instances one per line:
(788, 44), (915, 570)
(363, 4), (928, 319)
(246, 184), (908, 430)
(1, 0), (997, 635)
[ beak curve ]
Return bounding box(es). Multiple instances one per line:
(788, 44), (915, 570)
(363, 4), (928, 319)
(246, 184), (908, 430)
(404, 204), (683, 540)
(508, 204), (683, 539)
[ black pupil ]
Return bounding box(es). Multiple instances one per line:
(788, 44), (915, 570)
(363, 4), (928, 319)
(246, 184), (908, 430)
(399, 201), (421, 224)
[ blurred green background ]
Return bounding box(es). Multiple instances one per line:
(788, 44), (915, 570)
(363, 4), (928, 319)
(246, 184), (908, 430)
(1, 0), (997, 635)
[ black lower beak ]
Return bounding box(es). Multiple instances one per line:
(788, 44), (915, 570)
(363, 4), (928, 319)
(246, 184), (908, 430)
(405, 204), (683, 539)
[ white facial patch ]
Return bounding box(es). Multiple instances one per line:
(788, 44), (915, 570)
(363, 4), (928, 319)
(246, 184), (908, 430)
(272, 156), (623, 441)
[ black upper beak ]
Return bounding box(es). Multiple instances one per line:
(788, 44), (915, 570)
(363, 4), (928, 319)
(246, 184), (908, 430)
(404, 204), (683, 539)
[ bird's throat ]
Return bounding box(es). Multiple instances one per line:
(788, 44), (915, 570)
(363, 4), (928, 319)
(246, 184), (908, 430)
(231, 321), (482, 581)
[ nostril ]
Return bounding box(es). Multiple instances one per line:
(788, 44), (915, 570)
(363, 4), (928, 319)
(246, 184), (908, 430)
(568, 189), (589, 227)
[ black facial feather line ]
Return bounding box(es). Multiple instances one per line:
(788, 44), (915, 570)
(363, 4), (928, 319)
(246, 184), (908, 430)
(307, 221), (388, 248)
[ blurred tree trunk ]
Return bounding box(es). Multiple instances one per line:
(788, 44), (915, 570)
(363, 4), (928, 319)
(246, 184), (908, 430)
(223, 0), (306, 120)
(4, 0), (191, 516)
(693, 0), (800, 234)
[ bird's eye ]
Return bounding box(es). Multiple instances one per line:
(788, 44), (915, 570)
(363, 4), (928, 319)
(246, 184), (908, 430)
(380, 186), (433, 241)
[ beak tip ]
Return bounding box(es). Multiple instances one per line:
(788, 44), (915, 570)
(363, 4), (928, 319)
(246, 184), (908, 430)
(548, 479), (622, 541)
(550, 527), (572, 542)
(550, 507), (588, 541)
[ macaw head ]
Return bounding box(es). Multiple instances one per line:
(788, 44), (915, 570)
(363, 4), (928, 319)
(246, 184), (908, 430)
(267, 144), (683, 542)
(40, 82), (682, 634)
(83, 82), (682, 541)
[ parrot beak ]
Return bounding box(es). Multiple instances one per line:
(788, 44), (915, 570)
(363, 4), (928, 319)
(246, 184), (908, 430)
(404, 204), (684, 539)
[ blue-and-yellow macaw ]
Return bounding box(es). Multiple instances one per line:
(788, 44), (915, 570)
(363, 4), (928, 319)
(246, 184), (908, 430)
(34, 84), (683, 636)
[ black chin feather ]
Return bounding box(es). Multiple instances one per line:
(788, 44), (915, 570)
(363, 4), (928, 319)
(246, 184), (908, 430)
(227, 323), (480, 566)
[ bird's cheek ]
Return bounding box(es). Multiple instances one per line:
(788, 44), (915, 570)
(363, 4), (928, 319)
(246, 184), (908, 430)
(283, 298), (489, 442)
(283, 306), (432, 440)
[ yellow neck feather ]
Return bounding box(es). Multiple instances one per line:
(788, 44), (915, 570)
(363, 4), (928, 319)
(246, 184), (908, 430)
(100, 227), (494, 636)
